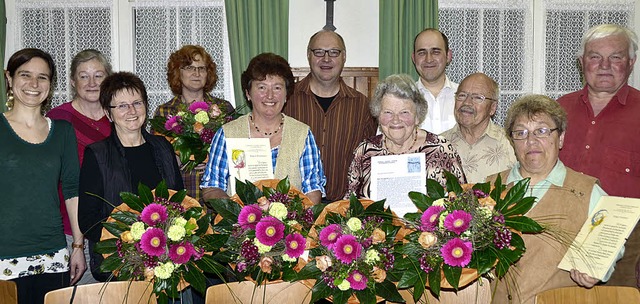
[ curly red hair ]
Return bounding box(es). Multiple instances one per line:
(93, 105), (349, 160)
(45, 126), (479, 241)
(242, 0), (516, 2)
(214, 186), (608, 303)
(166, 45), (218, 95)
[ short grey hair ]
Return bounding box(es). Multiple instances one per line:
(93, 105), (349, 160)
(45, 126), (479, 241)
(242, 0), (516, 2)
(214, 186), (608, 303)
(577, 24), (638, 58)
(504, 94), (567, 145)
(70, 49), (113, 97)
(370, 74), (428, 125)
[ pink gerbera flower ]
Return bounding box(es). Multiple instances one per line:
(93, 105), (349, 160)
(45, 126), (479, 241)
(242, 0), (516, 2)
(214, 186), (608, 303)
(444, 210), (472, 235)
(168, 241), (195, 264)
(319, 224), (342, 249)
(164, 115), (182, 133)
(255, 216), (285, 246)
(333, 234), (362, 264)
(441, 238), (473, 267)
(238, 205), (262, 229)
(140, 228), (167, 257)
(285, 233), (306, 258)
(347, 270), (368, 290)
(140, 203), (168, 226)
(188, 101), (209, 113)
(420, 205), (445, 232)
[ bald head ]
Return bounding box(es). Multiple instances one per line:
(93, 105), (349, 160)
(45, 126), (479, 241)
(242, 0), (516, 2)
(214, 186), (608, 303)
(454, 73), (499, 132)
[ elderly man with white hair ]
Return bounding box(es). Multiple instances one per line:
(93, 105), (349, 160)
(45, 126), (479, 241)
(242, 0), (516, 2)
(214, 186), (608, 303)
(557, 23), (640, 287)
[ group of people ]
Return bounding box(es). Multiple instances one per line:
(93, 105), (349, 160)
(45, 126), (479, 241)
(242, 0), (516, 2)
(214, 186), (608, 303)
(1, 21), (638, 304)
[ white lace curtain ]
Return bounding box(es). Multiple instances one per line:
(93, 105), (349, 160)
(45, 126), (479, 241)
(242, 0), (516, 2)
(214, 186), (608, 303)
(12, 0), (231, 117)
(439, 0), (635, 126)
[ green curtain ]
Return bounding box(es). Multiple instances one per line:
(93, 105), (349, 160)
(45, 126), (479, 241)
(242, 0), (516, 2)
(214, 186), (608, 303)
(379, 0), (438, 80)
(0, 0), (6, 113)
(225, 0), (289, 112)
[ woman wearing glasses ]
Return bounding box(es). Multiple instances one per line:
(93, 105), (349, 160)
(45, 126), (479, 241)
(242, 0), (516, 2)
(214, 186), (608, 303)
(78, 72), (183, 281)
(153, 45), (234, 203)
(488, 94), (614, 304)
(345, 74), (466, 199)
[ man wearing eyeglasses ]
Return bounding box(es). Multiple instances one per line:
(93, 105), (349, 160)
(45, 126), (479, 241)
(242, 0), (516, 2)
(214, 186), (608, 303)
(412, 28), (458, 134)
(558, 24), (640, 287)
(283, 30), (377, 202)
(441, 73), (516, 183)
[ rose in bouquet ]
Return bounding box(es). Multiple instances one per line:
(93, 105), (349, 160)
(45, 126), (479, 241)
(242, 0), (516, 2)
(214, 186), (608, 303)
(150, 99), (242, 171)
(95, 181), (227, 304)
(392, 171), (544, 301)
(208, 178), (326, 284)
(296, 196), (405, 304)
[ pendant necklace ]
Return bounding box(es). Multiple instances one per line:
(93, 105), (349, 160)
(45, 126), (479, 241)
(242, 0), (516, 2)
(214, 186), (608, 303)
(250, 114), (284, 136)
(385, 128), (418, 154)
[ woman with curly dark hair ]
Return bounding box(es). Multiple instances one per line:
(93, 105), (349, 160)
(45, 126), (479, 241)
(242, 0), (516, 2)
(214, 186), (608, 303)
(153, 45), (234, 202)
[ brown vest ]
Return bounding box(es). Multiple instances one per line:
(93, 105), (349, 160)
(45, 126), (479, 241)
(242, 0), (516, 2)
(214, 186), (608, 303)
(487, 168), (598, 304)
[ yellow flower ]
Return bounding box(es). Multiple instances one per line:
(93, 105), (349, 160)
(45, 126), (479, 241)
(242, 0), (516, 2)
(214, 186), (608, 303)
(418, 232), (437, 248)
(347, 217), (362, 231)
(120, 231), (134, 243)
(167, 225), (186, 241)
(365, 249), (381, 264)
(371, 228), (386, 244)
(130, 222), (145, 240)
(432, 198), (446, 207)
(268, 202), (288, 220)
(194, 111), (209, 124)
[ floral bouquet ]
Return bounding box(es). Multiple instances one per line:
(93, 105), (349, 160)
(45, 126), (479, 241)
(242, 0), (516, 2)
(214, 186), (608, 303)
(95, 181), (226, 304)
(295, 196), (405, 304)
(149, 99), (241, 172)
(392, 171), (544, 301)
(208, 178), (326, 284)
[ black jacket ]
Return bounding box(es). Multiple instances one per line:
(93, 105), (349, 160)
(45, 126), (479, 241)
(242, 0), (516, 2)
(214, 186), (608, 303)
(78, 126), (183, 281)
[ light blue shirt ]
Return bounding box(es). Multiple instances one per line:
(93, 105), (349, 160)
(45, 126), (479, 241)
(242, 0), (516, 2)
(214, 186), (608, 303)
(506, 160), (620, 282)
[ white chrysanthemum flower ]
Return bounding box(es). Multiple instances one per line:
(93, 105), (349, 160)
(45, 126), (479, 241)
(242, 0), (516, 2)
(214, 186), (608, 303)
(167, 225), (186, 241)
(364, 249), (381, 265)
(346, 217), (362, 232)
(194, 111), (210, 124)
(130, 222), (146, 240)
(253, 238), (273, 254)
(268, 202), (288, 220)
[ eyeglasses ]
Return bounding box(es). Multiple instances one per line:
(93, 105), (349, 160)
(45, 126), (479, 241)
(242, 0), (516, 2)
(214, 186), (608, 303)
(309, 48), (342, 58)
(510, 127), (559, 140)
(109, 101), (145, 112)
(454, 92), (497, 104)
(181, 65), (207, 73)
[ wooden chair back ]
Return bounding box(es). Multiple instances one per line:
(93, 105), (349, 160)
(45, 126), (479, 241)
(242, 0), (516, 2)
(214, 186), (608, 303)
(205, 281), (312, 304)
(44, 281), (156, 304)
(292, 67), (379, 100)
(535, 285), (640, 304)
(0, 280), (18, 304)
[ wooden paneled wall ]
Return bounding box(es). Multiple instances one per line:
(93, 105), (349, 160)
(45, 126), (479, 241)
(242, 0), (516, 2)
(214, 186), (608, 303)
(292, 67), (379, 100)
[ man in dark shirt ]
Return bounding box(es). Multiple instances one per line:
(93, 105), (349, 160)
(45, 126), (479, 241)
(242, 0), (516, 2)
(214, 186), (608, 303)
(283, 30), (377, 202)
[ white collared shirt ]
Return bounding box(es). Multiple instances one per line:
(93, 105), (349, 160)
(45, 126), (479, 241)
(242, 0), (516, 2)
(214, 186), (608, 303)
(416, 76), (458, 134)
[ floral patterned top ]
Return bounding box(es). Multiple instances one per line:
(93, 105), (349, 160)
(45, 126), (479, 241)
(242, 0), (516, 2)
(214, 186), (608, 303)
(345, 131), (467, 199)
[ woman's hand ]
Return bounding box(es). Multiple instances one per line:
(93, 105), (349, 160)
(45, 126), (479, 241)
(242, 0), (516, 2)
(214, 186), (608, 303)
(69, 244), (87, 285)
(570, 269), (599, 288)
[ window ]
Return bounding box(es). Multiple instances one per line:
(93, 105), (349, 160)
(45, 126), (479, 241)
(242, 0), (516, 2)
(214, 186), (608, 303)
(439, 0), (635, 125)
(8, 0), (232, 116)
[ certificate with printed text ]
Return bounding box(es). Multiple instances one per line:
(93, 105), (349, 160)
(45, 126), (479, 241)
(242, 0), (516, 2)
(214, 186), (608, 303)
(225, 138), (273, 195)
(370, 153), (426, 217)
(558, 196), (640, 280)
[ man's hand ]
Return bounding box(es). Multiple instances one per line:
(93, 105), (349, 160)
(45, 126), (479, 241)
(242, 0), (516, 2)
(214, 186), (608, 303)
(570, 269), (599, 288)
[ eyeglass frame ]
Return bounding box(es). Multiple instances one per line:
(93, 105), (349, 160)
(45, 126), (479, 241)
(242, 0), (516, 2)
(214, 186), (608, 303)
(510, 127), (559, 140)
(109, 101), (146, 112)
(180, 65), (207, 73)
(309, 48), (343, 58)
(454, 91), (498, 104)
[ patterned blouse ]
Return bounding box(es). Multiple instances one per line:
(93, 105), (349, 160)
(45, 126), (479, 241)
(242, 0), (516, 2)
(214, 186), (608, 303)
(345, 131), (467, 199)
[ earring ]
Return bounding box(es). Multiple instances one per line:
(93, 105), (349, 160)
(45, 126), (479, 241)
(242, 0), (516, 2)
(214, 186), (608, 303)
(5, 88), (14, 110)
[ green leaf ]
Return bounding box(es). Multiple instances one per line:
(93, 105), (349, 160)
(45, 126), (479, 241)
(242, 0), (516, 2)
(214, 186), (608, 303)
(444, 171), (463, 194)
(310, 281), (333, 304)
(183, 264), (207, 294)
(491, 175), (505, 208)
(100, 254), (122, 272)
(183, 207), (203, 220)
(235, 179), (262, 204)
(333, 290), (351, 304)
(169, 189), (187, 203)
(95, 239), (118, 254)
(443, 264), (462, 290)
(426, 179), (445, 199)
(198, 234), (228, 251)
(348, 195), (365, 217)
(364, 199), (386, 214)
(103, 221), (129, 238)
(110, 211), (139, 225)
(408, 191), (430, 211)
(506, 216), (544, 233)
(502, 197), (536, 217)
(154, 180), (169, 199)
(195, 213), (212, 236)
(276, 177), (290, 194)
(376, 280), (405, 303)
(472, 182), (491, 195)
(355, 288), (376, 304)
(119, 192), (145, 212)
(296, 261), (322, 280)
(497, 178), (530, 213)
(195, 255), (228, 277)
(137, 183), (154, 204)
(209, 198), (242, 222)
(468, 248), (498, 276)
(427, 264), (441, 298)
